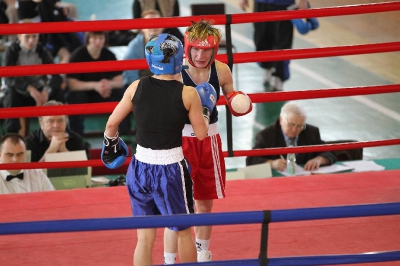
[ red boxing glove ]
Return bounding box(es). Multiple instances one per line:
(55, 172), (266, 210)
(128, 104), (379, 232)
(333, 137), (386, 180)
(226, 91), (253, 116)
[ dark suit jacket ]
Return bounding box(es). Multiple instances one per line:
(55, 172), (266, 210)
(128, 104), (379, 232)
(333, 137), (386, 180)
(246, 119), (337, 166)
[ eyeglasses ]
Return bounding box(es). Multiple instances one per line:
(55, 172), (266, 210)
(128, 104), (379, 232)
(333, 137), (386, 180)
(284, 118), (306, 130)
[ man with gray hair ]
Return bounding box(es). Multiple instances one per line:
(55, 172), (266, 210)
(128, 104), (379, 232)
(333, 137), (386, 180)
(246, 102), (336, 171)
(25, 100), (88, 162)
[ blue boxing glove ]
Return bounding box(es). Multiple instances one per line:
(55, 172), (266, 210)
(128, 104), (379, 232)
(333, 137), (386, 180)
(101, 132), (129, 169)
(288, 2), (319, 35)
(195, 82), (217, 121)
(308, 18), (319, 30)
(291, 18), (319, 34)
(292, 19), (311, 34)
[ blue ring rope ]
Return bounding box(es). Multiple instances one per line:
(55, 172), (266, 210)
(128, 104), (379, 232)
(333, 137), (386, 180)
(271, 201), (400, 222)
(1, 202), (399, 235)
(1, 202), (399, 265)
(172, 251), (400, 265)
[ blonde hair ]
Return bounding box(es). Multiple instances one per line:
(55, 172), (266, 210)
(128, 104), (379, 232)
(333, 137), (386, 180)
(186, 19), (222, 44)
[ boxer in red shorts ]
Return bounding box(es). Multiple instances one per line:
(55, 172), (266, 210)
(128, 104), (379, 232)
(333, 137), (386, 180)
(163, 19), (253, 264)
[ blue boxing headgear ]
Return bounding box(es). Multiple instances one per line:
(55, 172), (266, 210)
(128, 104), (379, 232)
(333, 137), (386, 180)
(145, 33), (184, 75)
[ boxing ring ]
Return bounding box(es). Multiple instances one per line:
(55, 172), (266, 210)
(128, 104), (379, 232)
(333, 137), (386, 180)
(1, 1), (400, 265)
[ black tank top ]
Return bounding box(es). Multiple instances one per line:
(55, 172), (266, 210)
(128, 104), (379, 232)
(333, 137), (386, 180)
(132, 76), (188, 149)
(181, 62), (220, 124)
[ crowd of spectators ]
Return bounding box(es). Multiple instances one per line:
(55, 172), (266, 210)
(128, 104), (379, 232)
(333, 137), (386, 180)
(1, 1), (336, 194)
(0, 0), (185, 195)
(0, 0), (186, 140)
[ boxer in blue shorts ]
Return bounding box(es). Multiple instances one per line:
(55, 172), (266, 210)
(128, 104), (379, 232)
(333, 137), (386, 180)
(101, 33), (216, 265)
(127, 146), (194, 225)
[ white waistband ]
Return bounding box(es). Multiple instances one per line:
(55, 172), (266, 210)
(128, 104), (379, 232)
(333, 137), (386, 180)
(182, 123), (218, 137)
(135, 145), (184, 165)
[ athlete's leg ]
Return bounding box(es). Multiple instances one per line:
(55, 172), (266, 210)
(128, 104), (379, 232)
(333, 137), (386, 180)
(194, 199), (214, 240)
(194, 199), (214, 261)
(177, 228), (197, 263)
(158, 153), (195, 264)
(163, 200), (214, 263)
(164, 228), (178, 264)
(134, 228), (157, 266)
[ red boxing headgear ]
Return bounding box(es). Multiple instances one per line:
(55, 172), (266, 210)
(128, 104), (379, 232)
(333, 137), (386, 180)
(184, 31), (219, 68)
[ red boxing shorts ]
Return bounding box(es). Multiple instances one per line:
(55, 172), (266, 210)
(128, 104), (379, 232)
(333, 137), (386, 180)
(182, 123), (226, 200)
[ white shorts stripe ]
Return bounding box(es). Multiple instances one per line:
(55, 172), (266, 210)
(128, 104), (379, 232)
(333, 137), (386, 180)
(178, 161), (190, 214)
(211, 135), (224, 199)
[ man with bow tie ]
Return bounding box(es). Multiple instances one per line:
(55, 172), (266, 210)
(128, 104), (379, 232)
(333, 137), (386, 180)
(0, 133), (55, 194)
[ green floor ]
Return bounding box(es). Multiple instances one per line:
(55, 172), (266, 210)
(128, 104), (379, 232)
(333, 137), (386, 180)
(11, 0), (400, 169)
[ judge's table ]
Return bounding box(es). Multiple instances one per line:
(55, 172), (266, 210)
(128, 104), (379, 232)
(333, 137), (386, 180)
(226, 158), (400, 180)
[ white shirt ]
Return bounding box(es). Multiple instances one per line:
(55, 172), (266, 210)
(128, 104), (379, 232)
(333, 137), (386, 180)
(0, 169), (55, 194)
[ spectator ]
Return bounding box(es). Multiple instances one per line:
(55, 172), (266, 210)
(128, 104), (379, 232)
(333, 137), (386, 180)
(0, 133), (55, 194)
(2, 19), (63, 137)
(123, 9), (163, 87)
(132, 0), (184, 44)
(246, 102), (337, 171)
(25, 100), (88, 162)
(239, 0), (309, 91)
(16, 0), (82, 64)
(66, 31), (127, 137)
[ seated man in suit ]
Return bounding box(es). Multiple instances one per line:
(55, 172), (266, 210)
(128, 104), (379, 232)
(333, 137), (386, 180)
(0, 133), (55, 194)
(25, 100), (88, 162)
(246, 102), (337, 171)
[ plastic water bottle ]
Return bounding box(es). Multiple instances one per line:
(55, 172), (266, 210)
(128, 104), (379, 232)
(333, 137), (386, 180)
(286, 152), (296, 176)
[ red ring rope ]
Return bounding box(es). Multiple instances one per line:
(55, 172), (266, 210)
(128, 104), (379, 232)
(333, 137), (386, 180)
(1, 42), (399, 77)
(0, 2), (398, 34)
(1, 84), (399, 119)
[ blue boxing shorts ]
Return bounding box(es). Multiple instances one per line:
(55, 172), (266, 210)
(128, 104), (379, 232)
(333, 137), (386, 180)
(126, 145), (195, 231)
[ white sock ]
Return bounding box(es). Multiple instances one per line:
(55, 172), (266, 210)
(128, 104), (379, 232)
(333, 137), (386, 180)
(164, 252), (177, 265)
(196, 238), (210, 253)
